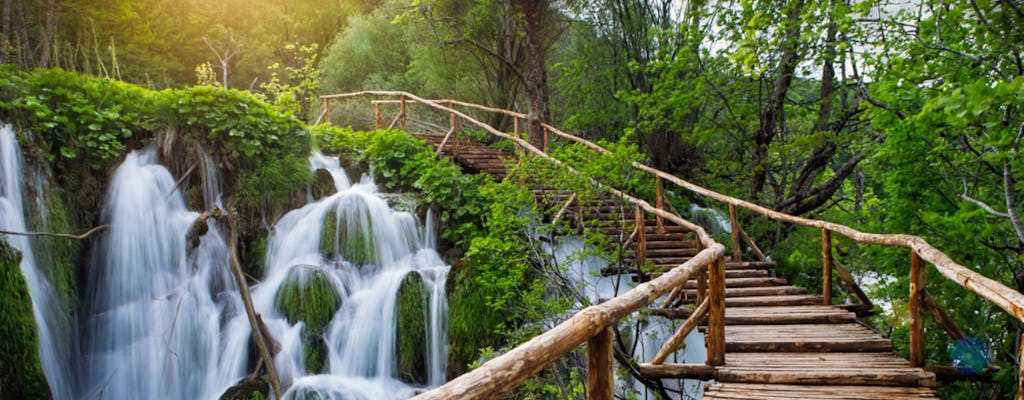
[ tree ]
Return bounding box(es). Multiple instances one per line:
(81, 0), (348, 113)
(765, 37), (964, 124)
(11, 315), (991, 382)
(407, 0), (569, 148)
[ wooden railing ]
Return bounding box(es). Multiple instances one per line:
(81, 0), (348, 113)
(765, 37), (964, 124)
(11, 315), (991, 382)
(319, 91), (1024, 399)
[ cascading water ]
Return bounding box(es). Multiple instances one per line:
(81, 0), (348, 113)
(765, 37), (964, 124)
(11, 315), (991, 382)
(0, 124), (75, 400)
(243, 151), (449, 399)
(3, 123), (450, 398)
(79, 148), (244, 400)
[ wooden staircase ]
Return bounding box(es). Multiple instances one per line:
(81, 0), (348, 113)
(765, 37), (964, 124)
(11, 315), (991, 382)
(413, 134), (509, 180)
(415, 132), (939, 399)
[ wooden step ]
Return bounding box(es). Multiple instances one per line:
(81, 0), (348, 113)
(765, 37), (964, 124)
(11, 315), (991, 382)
(724, 261), (777, 270)
(682, 277), (788, 290)
(725, 269), (770, 278)
(725, 324), (893, 352)
(703, 383), (937, 399)
(716, 367), (935, 387)
(682, 286), (807, 298)
(652, 305), (855, 324)
(725, 295), (822, 307)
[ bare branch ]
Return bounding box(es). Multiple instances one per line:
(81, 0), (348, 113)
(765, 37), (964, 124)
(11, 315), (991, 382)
(959, 192), (1010, 218)
(0, 224), (108, 240)
(443, 37), (525, 83)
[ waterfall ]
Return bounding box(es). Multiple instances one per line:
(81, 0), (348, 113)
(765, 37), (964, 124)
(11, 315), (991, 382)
(233, 151), (450, 398)
(0, 124), (75, 399)
(79, 148), (243, 399)
(3, 135), (449, 398)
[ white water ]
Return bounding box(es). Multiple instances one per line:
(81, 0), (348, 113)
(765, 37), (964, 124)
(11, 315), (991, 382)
(239, 151), (450, 397)
(0, 125), (75, 399)
(79, 148), (243, 399)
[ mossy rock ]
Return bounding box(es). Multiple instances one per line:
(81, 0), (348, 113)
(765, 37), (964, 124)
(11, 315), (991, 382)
(310, 168), (337, 200)
(218, 375), (269, 400)
(322, 199), (376, 265)
(302, 334), (329, 374)
(0, 239), (52, 399)
(320, 210), (338, 256)
(274, 266), (342, 335)
(395, 272), (427, 385)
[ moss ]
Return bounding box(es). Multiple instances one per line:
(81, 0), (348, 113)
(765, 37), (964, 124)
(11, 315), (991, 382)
(218, 376), (269, 400)
(310, 169), (337, 200)
(302, 335), (328, 374)
(274, 266), (342, 374)
(333, 203), (376, 265)
(274, 266), (342, 335)
(0, 239), (52, 399)
(320, 210), (337, 256)
(395, 272), (427, 385)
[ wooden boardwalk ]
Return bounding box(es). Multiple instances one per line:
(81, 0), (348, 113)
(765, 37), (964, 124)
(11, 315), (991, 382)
(415, 132), (939, 399)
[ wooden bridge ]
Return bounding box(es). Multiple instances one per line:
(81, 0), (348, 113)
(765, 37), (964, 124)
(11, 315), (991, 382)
(317, 92), (1024, 400)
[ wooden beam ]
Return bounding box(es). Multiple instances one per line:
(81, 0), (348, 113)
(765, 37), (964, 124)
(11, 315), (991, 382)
(637, 363), (716, 380)
(923, 290), (966, 341)
(822, 228), (832, 305)
(831, 257), (872, 308)
(586, 326), (614, 400)
(729, 204), (742, 262)
(656, 176), (665, 232)
(1018, 332), (1024, 400)
(737, 225), (766, 262)
(374, 103), (382, 129)
(323, 98), (330, 125)
(635, 203), (646, 269)
(651, 297), (709, 365)
(399, 95), (407, 130)
(909, 251), (925, 368)
(707, 257), (726, 366)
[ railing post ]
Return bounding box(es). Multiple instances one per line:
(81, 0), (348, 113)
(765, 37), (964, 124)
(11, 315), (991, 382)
(635, 204), (646, 269)
(399, 95), (407, 131)
(707, 256), (726, 366)
(543, 126), (550, 153)
(374, 103), (382, 129)
(656, 176), (665, 232)
(822, 228), (832, 305)
(909, 250), (925, 367)
(1017, 333), (1024, 400)
(729, 204), (742, 262)
(586, 326), (614, 400)
(449, 101), (459, 156)
(323, 98), (330, 125)
(513, 117), (523, 156)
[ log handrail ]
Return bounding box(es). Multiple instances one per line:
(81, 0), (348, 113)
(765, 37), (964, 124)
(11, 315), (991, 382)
(321, 91), (1024, 398)
(358, 95), (1024, 322)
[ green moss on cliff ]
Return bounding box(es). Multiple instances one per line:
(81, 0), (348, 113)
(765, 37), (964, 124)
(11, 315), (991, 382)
(0, 239), (52, 399)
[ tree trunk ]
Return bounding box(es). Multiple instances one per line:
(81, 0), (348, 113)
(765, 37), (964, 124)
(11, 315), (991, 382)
(521, 0), (551, 151)
(2, 0), (11, 64)
(39, 0), (55, 67)
(751, 0), (805, 199)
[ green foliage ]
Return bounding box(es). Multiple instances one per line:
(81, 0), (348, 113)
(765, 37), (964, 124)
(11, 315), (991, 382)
(259, 43), (323, 121)
(0, 239), (52, 399)
(0, 66), (152, 168)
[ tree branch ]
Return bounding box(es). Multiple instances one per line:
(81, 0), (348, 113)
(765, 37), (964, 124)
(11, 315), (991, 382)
(444, 37), (525, 83)
(0, 224), (108, 240)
